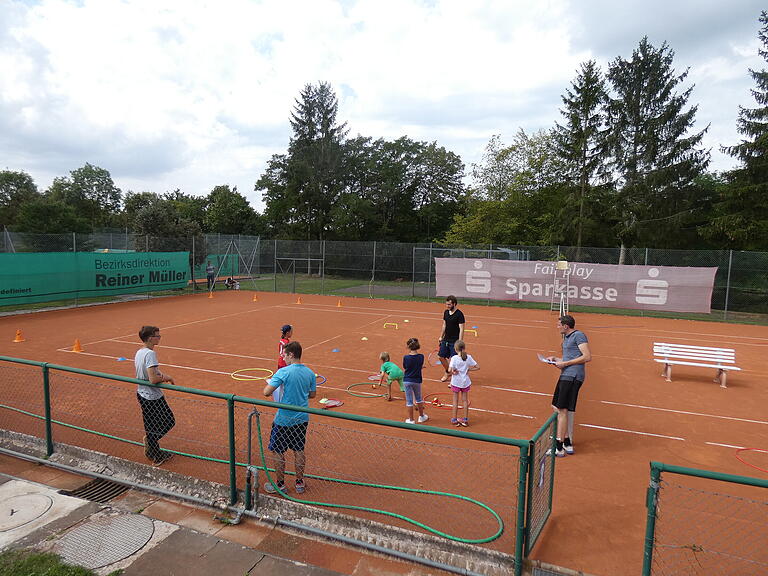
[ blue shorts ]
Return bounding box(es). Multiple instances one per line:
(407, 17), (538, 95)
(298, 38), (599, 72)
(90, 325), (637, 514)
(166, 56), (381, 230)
(403, 381), (424, 406)
(268, 422), (308, 453)
(438, 340), (458, 359)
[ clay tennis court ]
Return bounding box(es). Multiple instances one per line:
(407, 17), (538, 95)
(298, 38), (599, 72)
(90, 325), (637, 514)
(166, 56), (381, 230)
(1, 291), (767, 575)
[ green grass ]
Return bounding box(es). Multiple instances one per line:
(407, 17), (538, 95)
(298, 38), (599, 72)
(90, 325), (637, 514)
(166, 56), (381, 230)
(0, 549), (119, 576)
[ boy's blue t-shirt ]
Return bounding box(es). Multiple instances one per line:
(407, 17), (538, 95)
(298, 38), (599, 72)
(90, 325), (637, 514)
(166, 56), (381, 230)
(270, 363), (316, 425)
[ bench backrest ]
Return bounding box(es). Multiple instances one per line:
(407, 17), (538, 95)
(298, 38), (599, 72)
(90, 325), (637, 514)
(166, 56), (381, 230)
(653, 342), (736, 364)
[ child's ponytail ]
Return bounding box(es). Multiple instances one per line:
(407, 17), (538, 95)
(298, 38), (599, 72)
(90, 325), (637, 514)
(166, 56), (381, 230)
(455, 339), (467, 361)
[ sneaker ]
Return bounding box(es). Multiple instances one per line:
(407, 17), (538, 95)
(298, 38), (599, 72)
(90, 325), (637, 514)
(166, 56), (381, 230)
(451, 418), (460, 426)
(264, 480), (286, 494)
(556, 448), (566, 458)
(440, 372), (450, 382)
(295, 480), (306, 494)
(460, 418), (468, 427)
(564, 443), (575, 455)
(405, 418), (415, 424)
(417, 414), (429, 423)
(152, 451), (174, 466)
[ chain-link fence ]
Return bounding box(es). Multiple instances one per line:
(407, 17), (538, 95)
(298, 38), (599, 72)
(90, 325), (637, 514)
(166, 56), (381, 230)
(643, 461), (768, 575)
(0, 355), (558, 576)
(4, 229), (766, 322)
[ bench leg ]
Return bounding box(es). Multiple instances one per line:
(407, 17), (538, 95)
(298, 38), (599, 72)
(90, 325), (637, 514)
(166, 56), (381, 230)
(716, 369), (727, 388)
(662, 364), (672, 382)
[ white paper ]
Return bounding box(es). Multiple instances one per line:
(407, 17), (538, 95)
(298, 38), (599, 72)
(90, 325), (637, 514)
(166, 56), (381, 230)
(537, 353), (558, 365)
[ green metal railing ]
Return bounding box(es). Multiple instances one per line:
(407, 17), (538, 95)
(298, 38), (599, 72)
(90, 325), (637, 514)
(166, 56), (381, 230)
(643, 461), (768, 575)
(0, 355), (557, 576)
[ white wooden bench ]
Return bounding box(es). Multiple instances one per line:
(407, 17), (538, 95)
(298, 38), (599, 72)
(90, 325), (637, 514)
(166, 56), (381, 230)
(653, 343), (740, 388)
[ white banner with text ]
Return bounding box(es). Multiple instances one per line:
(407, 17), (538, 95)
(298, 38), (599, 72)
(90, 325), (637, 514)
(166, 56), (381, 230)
(435, 259), (718, 313)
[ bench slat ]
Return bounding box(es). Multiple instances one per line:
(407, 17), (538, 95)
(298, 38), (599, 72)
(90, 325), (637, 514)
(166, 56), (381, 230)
(653, 359), (741, 371)
(654, 352), (736, 363)
(653, 342), (735, 353)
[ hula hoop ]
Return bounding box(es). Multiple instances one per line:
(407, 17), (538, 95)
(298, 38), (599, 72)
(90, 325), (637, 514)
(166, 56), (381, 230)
(735, 448), (768, 474)
(347, 382), (387, 398)
(425, 392), (471, 410)
(231, 367), (274, 381)
(315, 374), (327, 386)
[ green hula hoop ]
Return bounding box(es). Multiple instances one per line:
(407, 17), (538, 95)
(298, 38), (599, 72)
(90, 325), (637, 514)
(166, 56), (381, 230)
(346, 382), (388, 398)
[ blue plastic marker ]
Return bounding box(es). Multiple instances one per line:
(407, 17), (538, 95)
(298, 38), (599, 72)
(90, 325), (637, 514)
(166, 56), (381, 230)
(332, 348), (340, 353)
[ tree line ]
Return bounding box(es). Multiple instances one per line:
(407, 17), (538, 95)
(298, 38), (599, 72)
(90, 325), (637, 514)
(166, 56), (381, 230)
(2, 13), (766, 252)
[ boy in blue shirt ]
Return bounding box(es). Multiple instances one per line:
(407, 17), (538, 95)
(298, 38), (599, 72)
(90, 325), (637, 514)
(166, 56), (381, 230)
(263, 341), (317, 494)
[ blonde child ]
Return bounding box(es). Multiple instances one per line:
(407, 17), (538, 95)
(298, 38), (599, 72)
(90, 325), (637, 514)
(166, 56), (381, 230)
(402, 338), (428, 424)
(378, 352), (404, 402)
(448, 340), (479, 427)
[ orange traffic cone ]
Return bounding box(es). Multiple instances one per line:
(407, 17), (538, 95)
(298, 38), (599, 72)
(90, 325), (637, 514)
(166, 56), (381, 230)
(296, 296), (302, 304)
(336, 299), (342, 307)
(13, 329), (25, 343)
(252, 293), (259, 302)
(72, 339), (83, 353)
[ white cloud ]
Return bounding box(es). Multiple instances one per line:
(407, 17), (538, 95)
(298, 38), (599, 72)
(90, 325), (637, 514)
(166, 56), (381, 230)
(1, 0), (765, 211)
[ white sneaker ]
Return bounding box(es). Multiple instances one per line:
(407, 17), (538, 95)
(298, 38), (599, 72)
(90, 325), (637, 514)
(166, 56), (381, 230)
(564, 443), (574, 455)
(417, 414), (429, 423)
(405, 418), (415, 424)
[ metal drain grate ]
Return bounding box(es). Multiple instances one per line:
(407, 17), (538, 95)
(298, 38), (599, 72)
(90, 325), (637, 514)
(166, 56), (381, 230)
(60, 478), (129, 503)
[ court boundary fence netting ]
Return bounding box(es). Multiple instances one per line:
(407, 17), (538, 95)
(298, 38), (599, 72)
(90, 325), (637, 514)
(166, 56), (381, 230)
(0, 355), (558, 576)
(643, 461), (768, 575)
(3, 230), (767, 323)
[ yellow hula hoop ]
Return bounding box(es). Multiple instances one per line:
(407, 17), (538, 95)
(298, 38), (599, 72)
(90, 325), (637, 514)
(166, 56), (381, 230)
(230, 367), (274, 381)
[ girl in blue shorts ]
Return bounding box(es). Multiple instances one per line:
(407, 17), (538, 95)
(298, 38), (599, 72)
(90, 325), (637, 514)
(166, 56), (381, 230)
(402, 338), (428, 424)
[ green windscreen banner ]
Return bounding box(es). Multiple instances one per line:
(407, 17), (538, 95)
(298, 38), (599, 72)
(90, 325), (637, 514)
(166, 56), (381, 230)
(0, 252), (189, 305)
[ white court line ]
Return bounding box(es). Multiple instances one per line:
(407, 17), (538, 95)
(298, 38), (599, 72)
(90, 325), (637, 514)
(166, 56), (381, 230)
(56, 350), (237, 377)
(70, 303), (286, 347)
(484, 386), (550, 397)
(579, 424), (684, 441)
(600, 400), (768, 426)
(706, 442), (747, 449)
(304, 314), (391, 351)
(320, 384), (534, 419)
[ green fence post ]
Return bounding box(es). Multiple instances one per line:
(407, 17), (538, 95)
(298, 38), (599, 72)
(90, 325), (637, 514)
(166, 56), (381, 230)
(227, 396), (237, 505)
(514, 444), (529, 576)
(642, 463), (662, 576)
(42, 364), (53, 457)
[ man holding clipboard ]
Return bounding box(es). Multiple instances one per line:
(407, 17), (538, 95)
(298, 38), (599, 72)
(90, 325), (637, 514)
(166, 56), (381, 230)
(544, 315), (591, 457)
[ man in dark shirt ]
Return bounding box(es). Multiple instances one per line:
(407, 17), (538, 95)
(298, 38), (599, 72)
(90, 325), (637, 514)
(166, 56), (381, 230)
(437, 295), (465, 382)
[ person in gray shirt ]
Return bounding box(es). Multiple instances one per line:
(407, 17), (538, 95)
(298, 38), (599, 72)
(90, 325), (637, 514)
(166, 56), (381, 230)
(546, 315), (591, 457)
(135, 326), (176, 465)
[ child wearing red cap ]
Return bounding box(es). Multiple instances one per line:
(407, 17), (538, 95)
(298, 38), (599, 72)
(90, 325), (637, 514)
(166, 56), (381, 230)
(272, 324), (293, 403)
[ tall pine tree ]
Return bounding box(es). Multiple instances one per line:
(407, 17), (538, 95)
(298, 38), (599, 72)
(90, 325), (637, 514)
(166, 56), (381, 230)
(287, 82), (348, 239)
(606, 38), (709, 251)
(704, 11), (768, 249)
(553, 60), (609, 253)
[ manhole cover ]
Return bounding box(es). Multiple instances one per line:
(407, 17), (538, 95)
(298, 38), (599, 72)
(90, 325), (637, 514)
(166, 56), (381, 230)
(0, 493), (54, 532)
(56, 514), (155, 569)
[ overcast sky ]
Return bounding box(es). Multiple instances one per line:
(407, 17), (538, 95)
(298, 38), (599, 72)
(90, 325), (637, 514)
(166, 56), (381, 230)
(1, 0), (765, 211)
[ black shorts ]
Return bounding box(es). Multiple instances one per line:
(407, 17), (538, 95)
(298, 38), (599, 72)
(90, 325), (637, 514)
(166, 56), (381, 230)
(268, 422), (308, 453)
(552, 378), (583, 411)
(438, 340), (458, 359)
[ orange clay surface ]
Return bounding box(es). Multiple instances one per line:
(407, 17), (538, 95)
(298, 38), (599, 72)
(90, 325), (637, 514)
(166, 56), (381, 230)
(1, 291), (767, 576)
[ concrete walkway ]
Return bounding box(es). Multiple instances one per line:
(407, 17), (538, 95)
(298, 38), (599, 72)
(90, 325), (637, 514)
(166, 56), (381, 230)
(0, 453), (453, 576)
